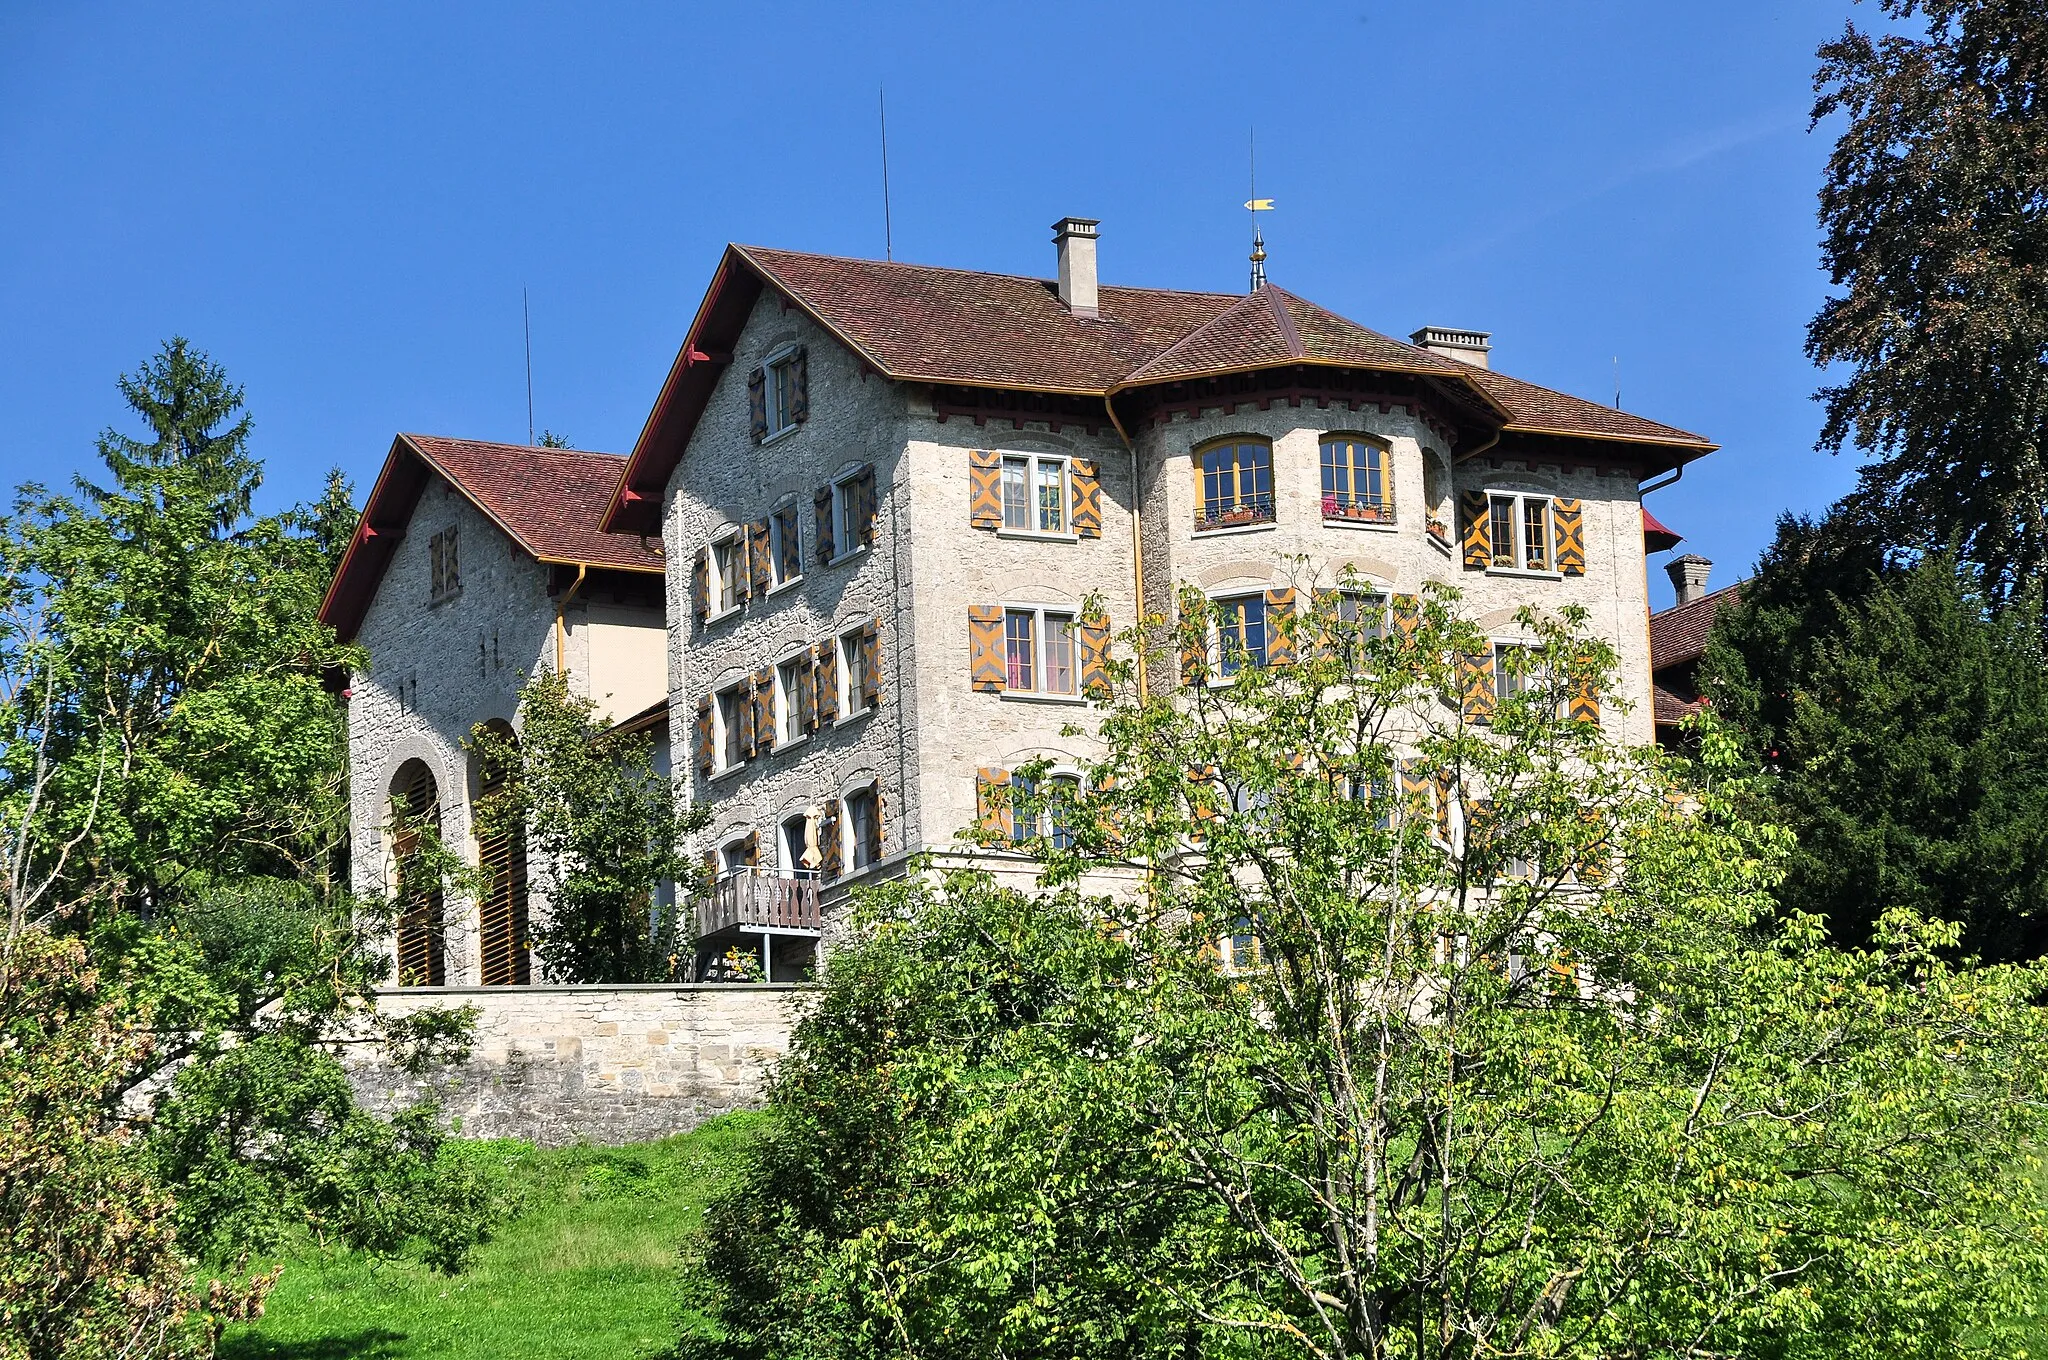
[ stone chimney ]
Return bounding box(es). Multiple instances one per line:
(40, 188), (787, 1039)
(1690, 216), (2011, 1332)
(1409, 325), (1492, 369)
(1666, 554), (1713, 607)
(1053, 217), (1100, 318)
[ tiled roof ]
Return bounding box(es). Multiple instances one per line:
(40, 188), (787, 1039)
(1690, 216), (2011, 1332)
(1650, 581), (1744, 672)
(1464, 366), (1711, 448)
(1654, 680), (1702, 726)
(403, 436), (664, 571)
(1121, 286), (1470, 387)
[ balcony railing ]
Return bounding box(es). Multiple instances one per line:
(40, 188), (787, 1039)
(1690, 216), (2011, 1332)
(1322, 492), (1393, 525)
(1195, 494), (1276, 533)
(697, 869), (823, 937)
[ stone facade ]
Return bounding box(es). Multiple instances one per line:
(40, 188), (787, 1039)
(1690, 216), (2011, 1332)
(347, 983), (808, 1146)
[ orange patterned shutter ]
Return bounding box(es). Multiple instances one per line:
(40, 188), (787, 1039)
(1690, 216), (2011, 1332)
(797, 653), (818, 733)
(1460, 651), (1496, 722)
(691, 550), (709, 623)
(749, 521), (772, 595)
(818, 801), (842, 881)
(976, 768), (1013, 838)
(1398, 760), (1434, 830)
(969, 449), (1002, 529)
(1459, 490), (1490, 570)
(747, 367), (768, 442)
(752, 667), (775, 750)
(789, 347), (809, 424)
(814, 640), (839, 725)
(1391, 594), (1421, 645)
(1264, 587), (1298, 666)
(1570, 660), (1601, 726)
(855, 465), (878, 548)
(1080, 611), (1111, 697)
(858, 620), (881, 709)
(814, 485), (835, 564)
(736, 678), (757, 758)
(968, 606), (1005, 692)
(863, 779), (883, 864)
(1071, 458), (1102, 537)
(1179, 597), (1209, 685)
(694, 696), (714, 774)
(1552, 498), (1586, 576)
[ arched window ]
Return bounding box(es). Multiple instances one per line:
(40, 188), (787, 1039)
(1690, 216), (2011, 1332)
(1319, 435), (1392, 523)
(472, 722), (530, 986)
(1194, 438), (1274, 531)
(390, 759), (446, 987)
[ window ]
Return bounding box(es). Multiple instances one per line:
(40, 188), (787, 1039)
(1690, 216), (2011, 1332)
(715, 683), (747, 771)
(717, 835), (753, 879)
(1220, 916), (1261, 972)
(429, 527), (460, 603)
(1486, 493), (1554, 573)
(712, 535), (744, 613)
(845, 787), (879, 873)
(1494, 642), (1541, 705)
(1002, 608), (1077, 695)
(765, 348), (803, 439)
(832, 473), (864, 560)
(837, 630), (862, 715)
(1336, 590), (1388, 650)
(774, 654), (808, 747)
(1320, 437), (1391, 523)
(1346, 773), (1394, 830)
(1008, 773), (1083, 848)
(1195, 439), (1274, 530)
(781, 813), (816, 877)
(1215, 593), (1268, 675)
(1000, 453), (1069, 534)
(770, 503), (802, 587)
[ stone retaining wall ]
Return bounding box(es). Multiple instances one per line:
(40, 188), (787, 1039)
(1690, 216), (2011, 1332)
(346, 983), (813, 1146)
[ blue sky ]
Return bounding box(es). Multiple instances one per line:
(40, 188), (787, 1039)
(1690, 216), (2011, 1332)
(1, 2), (1867, 607)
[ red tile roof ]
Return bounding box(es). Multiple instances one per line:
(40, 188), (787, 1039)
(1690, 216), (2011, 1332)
(1643, 507), (1683, 553)
(607, 244), (1719, 533)
(319, 434), (662, 644)
(1650, 582), (1744, 672)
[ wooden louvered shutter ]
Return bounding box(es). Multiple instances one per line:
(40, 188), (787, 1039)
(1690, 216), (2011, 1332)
(393, 764), (445, 987)
(797, 653), (818, 733)
(814, 640), (839, 725)
(818, 800), (842, 881)
(1552, 498), (1586, 576)
(790, 347), (809, 424)
(857, 620), (881, 709)
(855, 465), (879, 548)
(1398, 760), (1435, 832)
(1264, 587), (1298, 666)
(977, 767), (1012, 838)
(1080, 611), (1111, 697)
(1179, 598), (1209, 685)
(1459, 490), (1490, 570)
(736, 678), (757, 759)
(968, 606), (1006, 692)
(747, 367), (768, 443)
(1570, 658), (1601, 727)
(748, 521), (772, 596)
(814, 485), (836, 564)
(969, 449), (1002, 529)
(1460, 651), (1497, 722)
(741, 830), (760, 868)
(695, 696), (714, 775)
(1390, 594), (1421, 646)
(1071, 458), (1102, 537)
(863, 778), (883, 865)
(691, 550), (709, 624)
(752, 667), (775, 750)
(475, 747), (530, 987)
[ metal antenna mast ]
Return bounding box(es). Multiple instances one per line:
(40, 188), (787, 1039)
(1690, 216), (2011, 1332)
(880, 85), (894, 262)
(523, 287), (535, 446)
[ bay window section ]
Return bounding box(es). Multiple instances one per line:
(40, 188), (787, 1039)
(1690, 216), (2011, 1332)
(1195, 439), (1274, 531)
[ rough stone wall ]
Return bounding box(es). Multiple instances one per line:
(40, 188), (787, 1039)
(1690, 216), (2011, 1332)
(662, 293), (920, 870)
(898, 409), (1138, 848)
(1133, 402), (1655, 746)
(347, 983), (810, 1146)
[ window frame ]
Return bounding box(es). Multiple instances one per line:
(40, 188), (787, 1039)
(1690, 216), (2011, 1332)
(772, 651), (809, 751)
(713, 681), (748, 774)
(1007, 769), (1084, 848)
(834, 625), (870, 723)
(1193, 437), (1276, 533)
(710, 531), (745, 616)
(1485, 491), (1558, 576)
(763, 345), (802, 442)
(1318, 435), (1393, 526)
(1212, 591), (1270, 677)
(829, 469), (868, 566)
(768, 501), (803, 591)
(843, 785), (879, 874)
(998, 452), (1074, 538)
(716, 834), (754, 880)
(428, 526), (461, 604)
(999, 605), (1081, 700)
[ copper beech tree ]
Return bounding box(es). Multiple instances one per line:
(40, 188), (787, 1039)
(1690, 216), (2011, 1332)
(691, 583), (2048, 1360)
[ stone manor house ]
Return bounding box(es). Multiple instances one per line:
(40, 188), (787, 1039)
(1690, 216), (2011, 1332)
(320, 217), (1717, 989)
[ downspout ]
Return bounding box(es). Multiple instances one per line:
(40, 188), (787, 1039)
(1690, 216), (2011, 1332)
(554, 564), (588, 676)
(1104, 395), (1147, 694)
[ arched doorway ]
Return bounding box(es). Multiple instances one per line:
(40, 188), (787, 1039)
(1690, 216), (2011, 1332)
(390, 759), (446, 986)
(472, 721), (531, 986)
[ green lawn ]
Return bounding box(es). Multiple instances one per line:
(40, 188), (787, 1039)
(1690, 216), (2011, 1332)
(219, 1113), (764, 1360)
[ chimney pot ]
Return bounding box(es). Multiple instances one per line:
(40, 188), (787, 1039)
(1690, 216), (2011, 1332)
(1053, 217), (1100, 318)
(1666, 554), (1713, 607)
(1409, 325), (1492, 370)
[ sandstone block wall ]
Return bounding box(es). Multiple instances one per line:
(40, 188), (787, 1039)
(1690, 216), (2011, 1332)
(346, 983), (812, 1146)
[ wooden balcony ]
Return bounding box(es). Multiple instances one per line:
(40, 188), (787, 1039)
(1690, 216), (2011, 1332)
(697, 869), (823, 938)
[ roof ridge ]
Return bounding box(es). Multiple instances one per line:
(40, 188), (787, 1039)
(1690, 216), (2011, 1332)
(733, 243), (1244, 301)
(403, 432), (630, 463)
(1120, 290), (1275, 382)
(1264, 285), (1305, 359)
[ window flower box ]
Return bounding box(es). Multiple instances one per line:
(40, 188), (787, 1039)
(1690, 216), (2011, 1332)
(1426, 515), (1450, 548)
(1322, 494), (1393, 526)
(1195, 495), (1276, 533)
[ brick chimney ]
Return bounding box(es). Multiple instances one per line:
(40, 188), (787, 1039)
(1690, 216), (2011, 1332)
(1053, 217), (1100, 318)
(1409, 326), (1492, 369)
(1666, 554), (1712, 607)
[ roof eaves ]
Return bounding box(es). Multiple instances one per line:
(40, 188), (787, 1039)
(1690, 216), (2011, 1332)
(730, 244), (904, 382)
(399, 433), (545, 561)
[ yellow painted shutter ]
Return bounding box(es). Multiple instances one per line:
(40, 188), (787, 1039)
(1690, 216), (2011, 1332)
(748, 520), (772, 595)
(968, 605), (1005, 692)
(976, 767), (1012, 838)
(1459, 490), (1490, 570)
(752, 667), (775, 750)
(1460, 651), (1496, 722)
(1071, 458), (1102, 537)
(1265, 587), (1297, 665)
(968, 449), (1002, 529)
(1080, 611), (1111, 697)
(814, 640), (839, 724)
(1553, 498), (1586, 575)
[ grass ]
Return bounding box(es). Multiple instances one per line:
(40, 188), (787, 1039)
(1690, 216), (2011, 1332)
(218, 1113), (765, 1360)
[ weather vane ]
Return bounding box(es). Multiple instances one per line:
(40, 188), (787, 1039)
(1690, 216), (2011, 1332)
(1246, 130), (1273, 291)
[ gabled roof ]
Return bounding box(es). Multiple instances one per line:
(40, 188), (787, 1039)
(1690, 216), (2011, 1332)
(319, 434), (663, 645)
(1650, 581), (1744, 673)
(604, 244), (1718, 534)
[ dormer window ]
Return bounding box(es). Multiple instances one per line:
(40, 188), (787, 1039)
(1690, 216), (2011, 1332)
(1195, 439), (1274, 532)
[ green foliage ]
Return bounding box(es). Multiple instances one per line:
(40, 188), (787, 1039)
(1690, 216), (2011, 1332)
(691, 587), (2048, 1358)
(469, 671), (701, 983)
(1702, 515), (2048, 960)
(1810, 0), (2048, 619)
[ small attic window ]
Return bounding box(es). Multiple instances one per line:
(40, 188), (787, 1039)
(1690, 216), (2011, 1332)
(429, 526), (460, 604)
